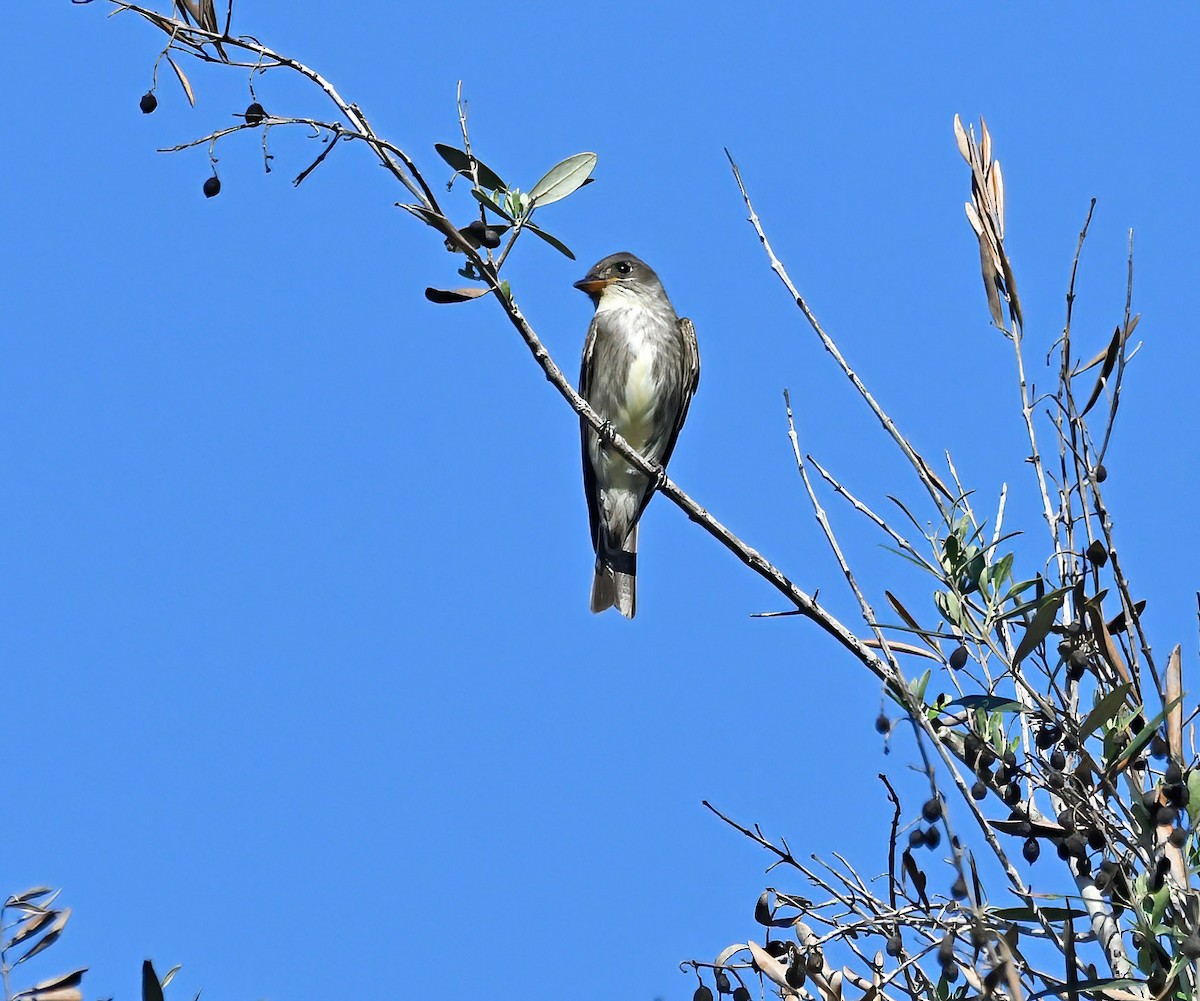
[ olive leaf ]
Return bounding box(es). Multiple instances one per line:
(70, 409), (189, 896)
(525, 223), (575, 259)
(529, 152), (597, 206)
(165, 55), (195, 107)
(1012, 592), (1062, 666)
(424, 286), (490, 304)
(433, 144), (506, 191)
(142, 961), (165, 1001)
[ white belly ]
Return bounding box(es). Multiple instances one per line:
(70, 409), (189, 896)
(616, 351), (657, 451)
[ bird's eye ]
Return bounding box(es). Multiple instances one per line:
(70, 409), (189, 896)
(614, 260), (633, 276)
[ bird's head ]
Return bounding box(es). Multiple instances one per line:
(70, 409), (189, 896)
(573, 252), (662, 304)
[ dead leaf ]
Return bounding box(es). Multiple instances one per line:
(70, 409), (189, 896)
(424, 286), (490, 304)
(165, 56), (195, 108)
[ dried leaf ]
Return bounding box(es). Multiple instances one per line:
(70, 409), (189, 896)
(953, 114), (971, 163)
(22, 970), (86, 993)
(884, 591), (925, 634)
(1082, 602), (1129, 686)
(13, 969), (87, 1001)
(161, 965), (183, 990)
(165, 56), (195, 108)
(980, 116), (992, 166)
(745, 940), (791, 991)
(998, 243), (1024, 330)
(7, 911), (57, 951)
(901, 849), (929, 907)
(9, 888), (53, 906)
(424, 286), (490, 304)
(990, 160), (1006, 239)
(1080, 326), (1123, 418)
(990, 817), (1064, 839)
(395, 203), (445, 229)
(714, 944), (746, 967)
(14, 989), (83, 1001)
(976, 229), (1005, 327)
(963, 201), (985, 238)
(862, 637), (938, 661)
(16, 910), (70, 964)
(1105, 599), (1146, 635)
(754, 890), (773, 926)
(1166, 644), (1183, 760)
(197, 0), (218, 31)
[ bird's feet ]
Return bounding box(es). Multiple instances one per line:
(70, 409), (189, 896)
(597, 418), (616, 445)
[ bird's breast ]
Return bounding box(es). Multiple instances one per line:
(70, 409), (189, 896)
(618, 347), (658, 450)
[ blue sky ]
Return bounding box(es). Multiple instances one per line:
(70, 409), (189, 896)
(6, 4), (1199, 1000)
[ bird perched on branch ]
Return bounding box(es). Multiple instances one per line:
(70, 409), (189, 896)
(575, 252), (700, 618)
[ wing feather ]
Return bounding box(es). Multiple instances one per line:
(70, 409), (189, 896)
(579, 316), (602, 555)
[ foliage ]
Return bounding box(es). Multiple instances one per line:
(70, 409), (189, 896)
(64, 4), (1200, 1001)
(1, 887), (84, 1001)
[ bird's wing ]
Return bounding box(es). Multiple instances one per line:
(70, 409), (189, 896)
(656, 316), (700, 472)
(579, 315), (603, 555)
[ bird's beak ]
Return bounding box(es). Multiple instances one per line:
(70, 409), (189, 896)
(573, 276), (614, 294)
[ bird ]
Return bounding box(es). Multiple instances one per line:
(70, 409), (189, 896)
(574, 252), (700, 618)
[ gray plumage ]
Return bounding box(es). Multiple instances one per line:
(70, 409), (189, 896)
(574, 252), (700, 618)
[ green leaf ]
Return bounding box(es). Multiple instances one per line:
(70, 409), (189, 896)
(142, 961), (164, 1001)
(947, 695), (1026, 714)
(1149, 883), (1170, 926)
(470, 188), (515, 221)
(1187, 770), (1200, 828)
(1107, 693), (1183, 773)
(1003, 577), (1040, 603)
(988, 552), (1014, 588)
(1078, 684), (1133, 740)
(1012, 593), (1063, 665)
(433, 144), (507, 191)
(934, 590), (961, 628)
(525, 222), (576, 259)
(1026, 979), (1141, 1001)
(529, 152), (597, 206)
(910, 668), (931, 703)
(992, 905), (1086, 923)
(424, 286), (490, 304)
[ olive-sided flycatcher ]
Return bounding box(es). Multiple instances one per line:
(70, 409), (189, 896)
(574, 252), (700, 618)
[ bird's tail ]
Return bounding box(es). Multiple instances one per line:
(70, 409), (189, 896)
(591, 524), (637, 619)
